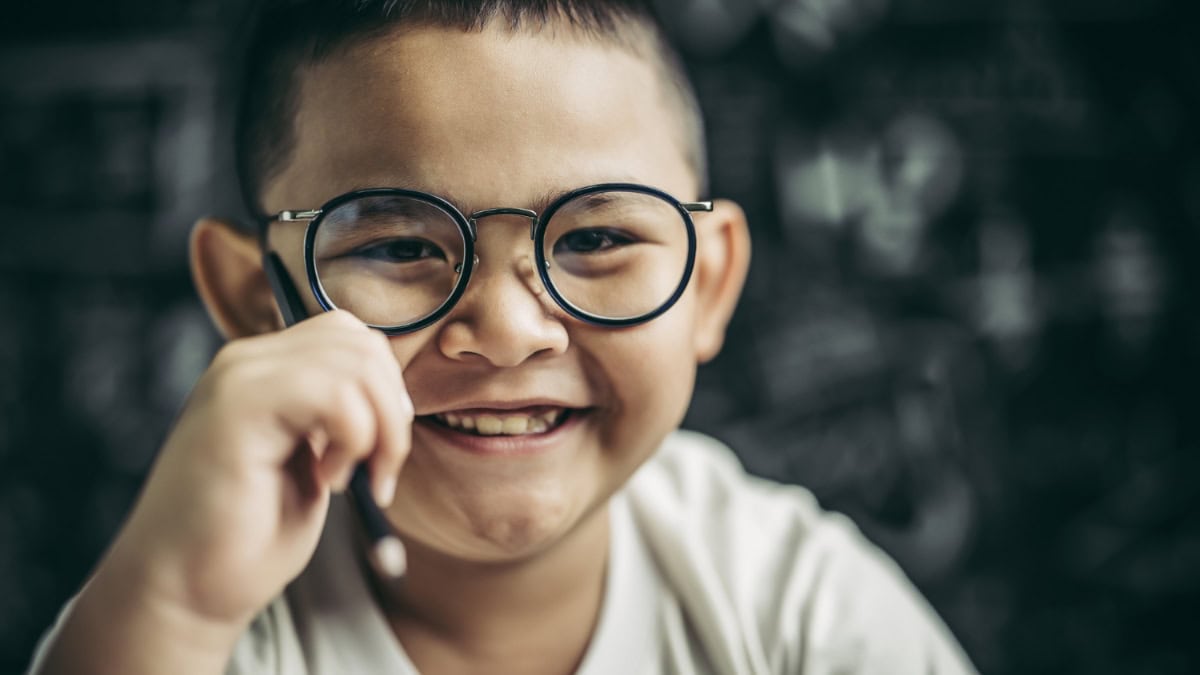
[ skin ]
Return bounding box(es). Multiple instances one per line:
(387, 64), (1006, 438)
(36, 23), (750, 675)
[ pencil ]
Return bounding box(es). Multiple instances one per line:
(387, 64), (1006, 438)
(265, 252), (406, 578)
(349, 465), (407, 577)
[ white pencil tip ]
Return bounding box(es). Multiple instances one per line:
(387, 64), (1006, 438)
(373, 536), (407, 578)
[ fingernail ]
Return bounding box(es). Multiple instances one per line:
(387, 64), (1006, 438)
(375, 476), (397, 507)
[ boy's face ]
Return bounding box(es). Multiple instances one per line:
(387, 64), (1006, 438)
(254, 25), (746, 562)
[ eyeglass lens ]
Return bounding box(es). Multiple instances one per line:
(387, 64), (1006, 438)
(541, 190), (690, 320)
(313, 194), (464, 327)
(310, 189), (690, 329)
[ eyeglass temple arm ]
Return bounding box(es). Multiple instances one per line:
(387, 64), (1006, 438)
(276, 202), (709, 221)
(276, 209), (321, 222)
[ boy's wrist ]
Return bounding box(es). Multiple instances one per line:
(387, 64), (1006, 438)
(94, 551), (250, 641)
(97, 533), (255, 639)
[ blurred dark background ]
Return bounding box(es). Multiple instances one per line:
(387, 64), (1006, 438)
(2, 0), (1198, 673)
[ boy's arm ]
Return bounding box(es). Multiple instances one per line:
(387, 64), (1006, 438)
(29, 310), (410, 675)
(32, 562), (243, 675)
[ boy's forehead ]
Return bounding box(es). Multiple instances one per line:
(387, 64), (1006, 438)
(262, 24), (696, 213)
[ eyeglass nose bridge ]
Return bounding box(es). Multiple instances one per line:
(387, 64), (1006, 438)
(468, 207), (539, 240)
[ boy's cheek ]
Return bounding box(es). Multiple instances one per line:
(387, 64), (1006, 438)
(385, 336), (434, 373)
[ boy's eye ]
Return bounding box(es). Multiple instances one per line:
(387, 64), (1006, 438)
(553, 228), (636, 254)
(354, 238), (448, 262)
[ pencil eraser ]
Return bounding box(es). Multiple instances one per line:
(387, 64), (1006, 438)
(374, 536), (407, 578)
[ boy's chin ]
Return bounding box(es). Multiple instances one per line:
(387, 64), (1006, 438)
(400, 491), (607, 565)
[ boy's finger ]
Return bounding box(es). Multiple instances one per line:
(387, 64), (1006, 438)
(317, 442), (356, 492)
(278, 319), (408, 502)
(357, 333), (412, 506)
(293, 377), (378, 491)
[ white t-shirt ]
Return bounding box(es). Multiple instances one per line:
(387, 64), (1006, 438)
(29, 430), (976, 674)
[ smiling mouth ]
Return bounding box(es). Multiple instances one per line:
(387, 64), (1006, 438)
(425, 407), (576, 437)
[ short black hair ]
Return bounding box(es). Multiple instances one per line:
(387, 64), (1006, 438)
(233, 0), (706, 224)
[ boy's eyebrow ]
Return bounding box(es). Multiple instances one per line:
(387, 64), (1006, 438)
(320, 195), (446, 236)
(344, 175), (647, 218)
(515, 175), (654, 215)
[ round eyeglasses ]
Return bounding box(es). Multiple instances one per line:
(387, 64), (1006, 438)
(262, 183), (712, 334)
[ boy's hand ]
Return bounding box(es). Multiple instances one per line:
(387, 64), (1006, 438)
(61, 310), (411, 666)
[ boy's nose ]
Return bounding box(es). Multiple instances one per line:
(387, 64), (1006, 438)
(436, 229), (569, 367)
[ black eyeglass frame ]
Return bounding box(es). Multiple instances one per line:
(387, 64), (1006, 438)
(260, 182), (712, 334)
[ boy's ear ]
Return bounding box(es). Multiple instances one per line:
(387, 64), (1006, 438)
(690, 199), (751, 363)
(189, 217), (284, 340)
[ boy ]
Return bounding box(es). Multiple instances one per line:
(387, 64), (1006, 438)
(29, 1), (975, 673)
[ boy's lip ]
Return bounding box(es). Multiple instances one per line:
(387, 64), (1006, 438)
(413, 407), (588, 456)
(415, 398), (589, 416)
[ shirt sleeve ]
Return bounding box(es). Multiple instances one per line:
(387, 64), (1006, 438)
(23, 596), (78, 675)
(627, 430), (978, 675)
(789, 513), (977, 675)
(225, 597), (308, 675)
(23, 594), (304, 675)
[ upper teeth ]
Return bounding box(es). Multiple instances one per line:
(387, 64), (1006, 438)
(436, 409), (564, 435)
